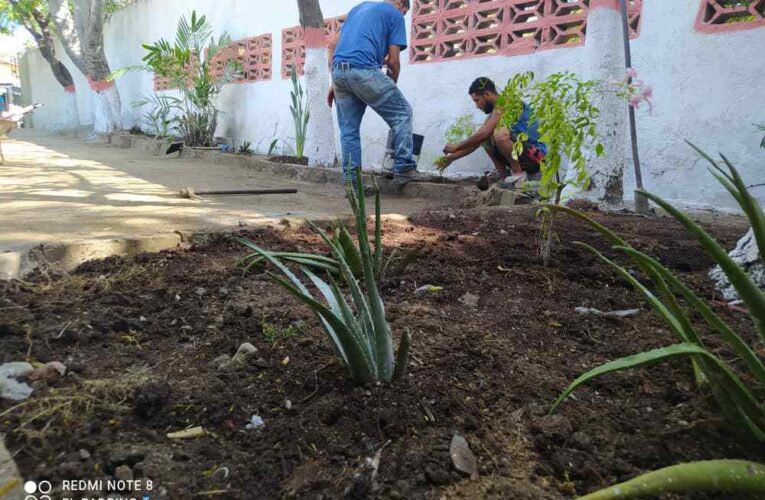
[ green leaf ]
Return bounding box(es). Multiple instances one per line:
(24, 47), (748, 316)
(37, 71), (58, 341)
(579, 460), (765, 500)
(638, 190), (765, 345)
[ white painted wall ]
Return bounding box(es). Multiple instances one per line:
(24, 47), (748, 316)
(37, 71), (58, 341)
(19, 0), (765, 210)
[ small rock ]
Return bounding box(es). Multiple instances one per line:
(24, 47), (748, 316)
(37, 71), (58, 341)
(108, 449), (145, 469)
(246, 415), (265, 430)
(59, 460), (82, 477)
(210, 355), (231, 370)
(281, 356), (290, 366)
(232, 343), (257, 365)
(285, 399), (293, 410)
(214, 315), (225, 325)
(0, 362), (34, 401)
(218, 287), (230, 297)
(78, 449), (91, 461)
(235, 286), (244, 293)
(450, 434), (478, 478)
(570, 431), (594, 451)
(133, 383), (170, 420)
(253, 358), (270, 369)
(459, 293), (480, 308)
(195, 287), (207, 296)
(114, 465), (134, 482)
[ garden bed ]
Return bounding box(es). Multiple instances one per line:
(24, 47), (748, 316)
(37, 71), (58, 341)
(0, 207), (761, 499)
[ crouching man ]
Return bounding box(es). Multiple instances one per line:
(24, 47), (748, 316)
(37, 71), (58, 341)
(439, 77), (547, 191)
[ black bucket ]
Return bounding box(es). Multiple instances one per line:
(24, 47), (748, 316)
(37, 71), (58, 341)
(383, 131), (425, 171)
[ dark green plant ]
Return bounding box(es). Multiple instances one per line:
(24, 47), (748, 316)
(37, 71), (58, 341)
(290, 65), (309, 158)
(267, 138), (280, 157)
(756, 123), (765, 149)
(237, 169), (409, 385)
(549, 144), (765, 442)
(238, 140), (253, 155)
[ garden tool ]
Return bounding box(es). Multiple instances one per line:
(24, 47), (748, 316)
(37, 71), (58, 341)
(179, 187), (298, 199)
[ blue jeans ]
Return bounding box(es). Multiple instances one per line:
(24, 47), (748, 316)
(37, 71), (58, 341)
(332, 65), (417, 181)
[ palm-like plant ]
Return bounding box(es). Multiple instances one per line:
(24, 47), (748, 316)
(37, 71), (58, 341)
(237, 170), (408, 385)
(113, 11), (239, 146)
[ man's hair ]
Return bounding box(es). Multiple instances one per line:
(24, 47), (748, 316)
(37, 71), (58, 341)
(386, 0), (411, 8)
(469, 77), (497, 95)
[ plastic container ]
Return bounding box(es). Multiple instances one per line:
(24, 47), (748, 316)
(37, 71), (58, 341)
(382, 131), (424, 172)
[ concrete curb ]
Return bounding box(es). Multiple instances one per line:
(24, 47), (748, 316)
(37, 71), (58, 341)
(0, 437), (23, 500)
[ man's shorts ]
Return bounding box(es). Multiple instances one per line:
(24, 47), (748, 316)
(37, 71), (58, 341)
(484, 133), (546, 174)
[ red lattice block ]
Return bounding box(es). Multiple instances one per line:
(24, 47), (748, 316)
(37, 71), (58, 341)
(282, 15), (347, 78)
(695, 0), (765, 33)
(153, 75), (173, 92)
(410, 0), (643, 64)
(207, 33), (273, 84)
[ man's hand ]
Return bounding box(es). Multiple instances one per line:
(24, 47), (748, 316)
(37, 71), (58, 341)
(434, 155), (453, 172)
(327, 88), (335, 108)
(443, 143), (459, 155)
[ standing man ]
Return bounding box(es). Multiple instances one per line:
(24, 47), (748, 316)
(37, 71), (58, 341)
(328, 0), (417, 187)
(438, 77), (547, 191)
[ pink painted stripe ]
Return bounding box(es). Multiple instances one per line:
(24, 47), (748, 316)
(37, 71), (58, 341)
(63, 85), (76, 93)
(303, 26), (327, 48)
(87, 76), (114, 92)
(590, 0), (620, 10)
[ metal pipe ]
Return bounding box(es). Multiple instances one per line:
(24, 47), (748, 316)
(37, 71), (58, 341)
(619, 0), (650, 215)
(179, 187), (298, 198)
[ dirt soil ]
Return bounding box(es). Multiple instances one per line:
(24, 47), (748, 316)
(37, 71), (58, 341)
(1, 207), (763, 499)
(270, 156), (310, 166)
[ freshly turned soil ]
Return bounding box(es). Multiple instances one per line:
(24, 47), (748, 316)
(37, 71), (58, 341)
(1, 206), (761, 499)
(269, 155), (309, 166)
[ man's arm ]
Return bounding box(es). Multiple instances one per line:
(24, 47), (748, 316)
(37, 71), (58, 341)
(326, 32), (340, 107)
(387, 45), (401, 83)
(444, 112), (500, 154)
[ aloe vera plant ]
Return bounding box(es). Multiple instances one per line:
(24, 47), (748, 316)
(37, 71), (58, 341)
(237, 169), (408, 385)
(548, 145), (765, 442)
(579, 460), (765, 499)
(547, 146), (765, 497)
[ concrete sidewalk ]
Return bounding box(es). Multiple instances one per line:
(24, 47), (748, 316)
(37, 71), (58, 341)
(0, 130), (443, 278)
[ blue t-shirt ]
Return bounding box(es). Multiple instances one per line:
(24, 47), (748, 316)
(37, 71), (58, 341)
(513, 103), (547, 153)
(333, 2), (408, 69)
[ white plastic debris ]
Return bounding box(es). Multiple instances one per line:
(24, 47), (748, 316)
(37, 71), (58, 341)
(575, 307), (640, 319)
(246, 415), (265, 430)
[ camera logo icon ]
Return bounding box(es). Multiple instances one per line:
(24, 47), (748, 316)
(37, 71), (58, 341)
(24, 480), (52, 500)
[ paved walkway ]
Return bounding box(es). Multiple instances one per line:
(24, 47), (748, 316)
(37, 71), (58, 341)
(0, 130), (438, 277)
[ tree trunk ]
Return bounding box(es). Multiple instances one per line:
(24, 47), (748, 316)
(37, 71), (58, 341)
(48, 0), (121, 133)
(565, 0), (626, 206)
(298, 0), (336, 167)
(10, 0), (80, 128)
(711, 229), (765, 301)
